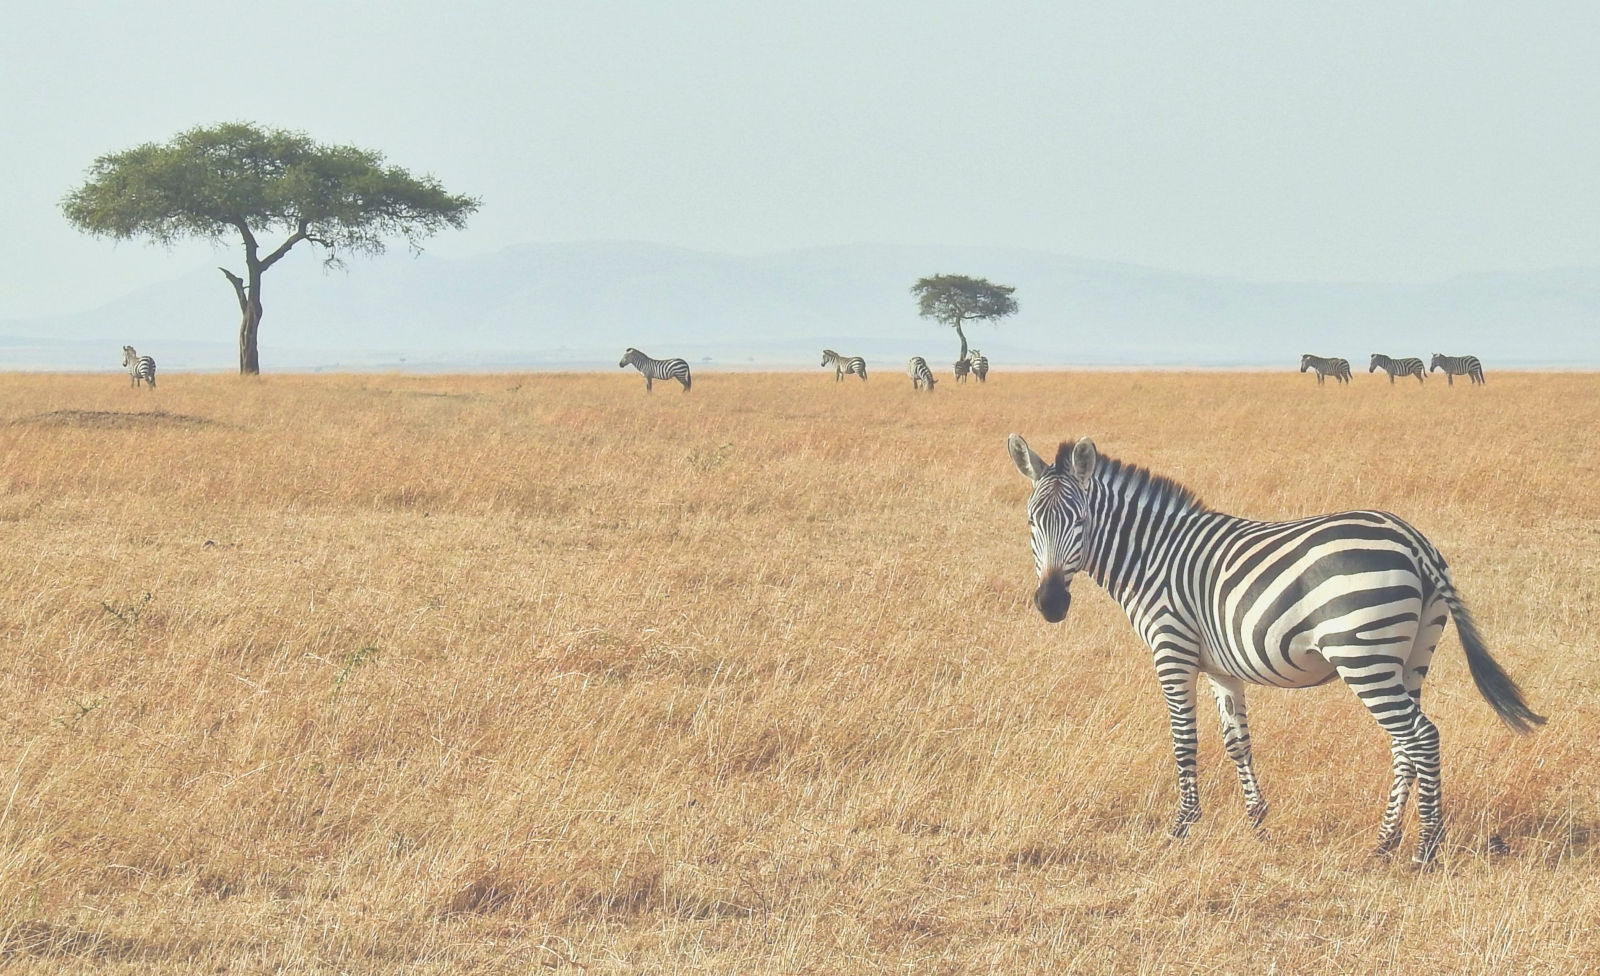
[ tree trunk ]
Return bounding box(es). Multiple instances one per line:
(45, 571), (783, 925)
(219, 266), (263, 375)
(954, 321), (969, 361)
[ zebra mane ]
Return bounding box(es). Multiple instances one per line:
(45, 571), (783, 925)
(1076, 448), (1211, 515)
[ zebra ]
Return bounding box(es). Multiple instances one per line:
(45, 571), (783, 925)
(820, 349), (867, 381)
(953, 357), (972, 383)
(908, 356), (937, 391)
(1299, 354), (1351, 385)
(122, 346), (156, 389)
(1370, 354), (1426, 384)
(968, 349), (989, 383)
(1007, 434), (1544, 863)
(1431, 353), (1485, 386)
(618, 347), (692, 393)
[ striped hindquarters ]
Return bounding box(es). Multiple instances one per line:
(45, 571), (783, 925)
(968, 351), (989, 381)
(122, 346), (156, 388)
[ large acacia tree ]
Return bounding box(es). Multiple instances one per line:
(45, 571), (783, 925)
(62, 122), (480, 374)
(910, 273), (1019, 361)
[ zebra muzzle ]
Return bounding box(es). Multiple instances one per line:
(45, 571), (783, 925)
(1034, 573), (1072, 623)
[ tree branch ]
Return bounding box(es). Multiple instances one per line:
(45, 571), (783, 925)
(258, 219), (310, 271)
(218, 267), (248, 313)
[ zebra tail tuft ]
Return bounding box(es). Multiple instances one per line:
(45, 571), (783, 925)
(1444, 587), (1546, 734)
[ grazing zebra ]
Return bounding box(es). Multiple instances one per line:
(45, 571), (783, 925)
(121, 346), (156, 389)
(618, 347), (692, 393)
(1007, 434), (1544, 863)
(953, 357), (972, 383)
(1299, 354), (1351, 385)
(1430, 353), (1485, 386)
(1370, 354), (1426, 384)
(908, 356), (937, 391)
(820, 349), (867, 381)
(968, 349), (989, 383)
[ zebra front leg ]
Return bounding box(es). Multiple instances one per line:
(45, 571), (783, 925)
(645, 375), (653, 393)
(1206, 674), (1269, 830)
(1158, 666), (1203, 838)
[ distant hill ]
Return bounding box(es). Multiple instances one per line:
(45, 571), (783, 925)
(3, 241), (1597, 370)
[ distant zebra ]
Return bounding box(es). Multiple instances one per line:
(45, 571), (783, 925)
(968, 349), (989, 382)
(1008, 434), (1544, 863)
(1370, 354), (1426, 384)
(953, 357), (972, 383)
(1431, 353), (1485, 386)
(1299, 354), (1350, 385)
(618, 347), (692, 392)
(908, 356), (937, 391)
(121, 346), (156, 389)
(820, 349), (867, 381)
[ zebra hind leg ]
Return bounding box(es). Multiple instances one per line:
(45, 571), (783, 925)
(1206, 674), (1269, 831)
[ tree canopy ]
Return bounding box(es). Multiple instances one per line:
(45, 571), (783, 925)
(61, 122), (480, 374)
(910, 274), (1019, 361)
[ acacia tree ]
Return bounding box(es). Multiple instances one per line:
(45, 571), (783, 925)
(910, 273), (1019, 361)
(61, 122), (480, 374)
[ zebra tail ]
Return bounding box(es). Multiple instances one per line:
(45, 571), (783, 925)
(1442, 585), (1546, 733)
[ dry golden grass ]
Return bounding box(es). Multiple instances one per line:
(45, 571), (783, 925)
(0, 368), (1595, 973)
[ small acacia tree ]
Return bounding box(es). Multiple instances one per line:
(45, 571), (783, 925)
(61, 122), (480, 374)
(910, 274), (1019, 361)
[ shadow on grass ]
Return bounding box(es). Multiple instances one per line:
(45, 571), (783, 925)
(12, 409), (219, 429)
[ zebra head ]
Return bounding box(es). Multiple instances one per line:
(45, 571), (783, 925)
(1008, 434), (1097, 624)
(619, 348), (640, 369)
(123, 345), (138, 368)
(1369, 354), (1381, 373)
(821, 349), (836, 366)
(1429, 353), (1443, 372)
(1299, 355), (1311, 373)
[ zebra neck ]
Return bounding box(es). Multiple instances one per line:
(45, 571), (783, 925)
(1083, 460), (1208, 601)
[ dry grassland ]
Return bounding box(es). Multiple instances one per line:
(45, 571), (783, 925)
(0, 368), (1596, 974)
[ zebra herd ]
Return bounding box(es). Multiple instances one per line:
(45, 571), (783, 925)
(1303, 353), (1486, 386)
(618, 347), (997, 393)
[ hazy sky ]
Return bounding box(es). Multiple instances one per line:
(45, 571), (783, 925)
(4, 1), (1599, 319)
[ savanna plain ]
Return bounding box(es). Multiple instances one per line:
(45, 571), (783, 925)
(0, 369), (1595, 974)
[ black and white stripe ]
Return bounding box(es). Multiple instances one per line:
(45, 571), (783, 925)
(1008, 435), (1544, 863)
(1430, 353), (1484, 386)
(967, 349), (989, 383)
(618, 347), (692, 392)
(1299, 354), (1350, 385)
(908, 356), (937, 391)
(122, 345), (156, 389)
(953, 357), (972, 382)
(1370, 354), (1425, 384)
(820, 349), (867, 381)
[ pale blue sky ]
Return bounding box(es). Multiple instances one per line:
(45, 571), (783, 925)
(4, 1), (1598, 319)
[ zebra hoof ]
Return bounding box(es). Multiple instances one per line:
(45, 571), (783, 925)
(1371, 832), (1403, 858)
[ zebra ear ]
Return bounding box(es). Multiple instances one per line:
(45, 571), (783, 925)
(1069, 437), (1097, 487)
(1008, 434), (1047, 482)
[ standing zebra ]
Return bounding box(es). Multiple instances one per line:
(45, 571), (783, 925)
(908, 356), (937, 391)
(121, 346), (156, 389)
(1370, 354), (1426, 384)
(1007, 435), (1544, 863)
(953, 357), (972, 383)
(618, 347), (692, 393)
(820, 349), (867, 381)
(1299, 354), (1351, 385)
(1430, 353), (1485, 386)
(968, 349), (989, 383)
